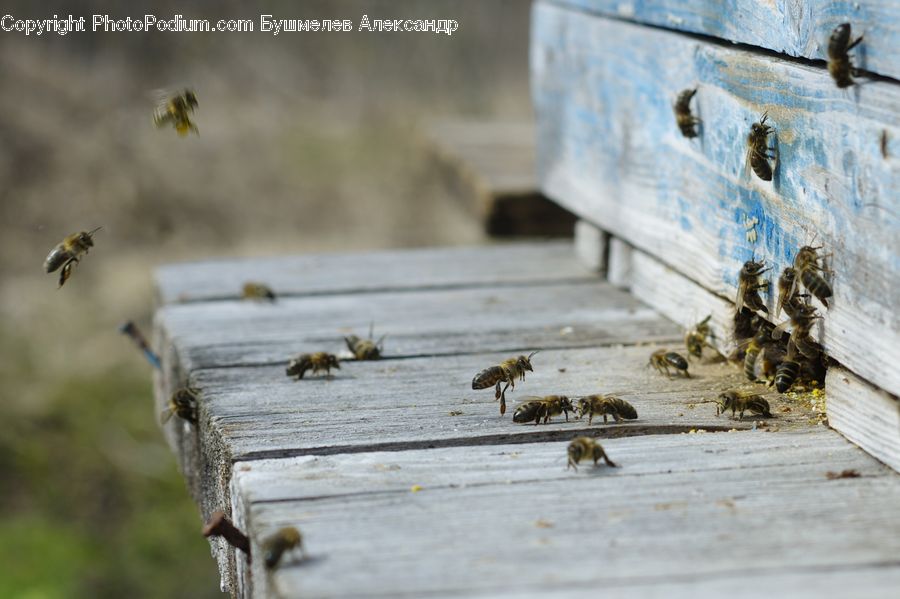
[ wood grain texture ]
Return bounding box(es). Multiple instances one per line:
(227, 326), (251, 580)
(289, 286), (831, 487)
(606, 236), (633, 289)
(574, 219), (607, 271)
(827, 366), (900, 472)
(550, 0), (900, 81)
(232, 431), (900, 598)
(155, 242), (592, 305)
(532, 2), (900, 396)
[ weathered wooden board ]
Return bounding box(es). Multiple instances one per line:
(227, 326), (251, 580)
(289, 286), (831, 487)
(155, 242), (592, 305)
(828, 366), (900, 472)
(155, 281), (677, 372)
(573, 219), (608, 271)
(231, 430), (900, 598)
(532, 2), (900, 397)
(548, 0), (900, 81)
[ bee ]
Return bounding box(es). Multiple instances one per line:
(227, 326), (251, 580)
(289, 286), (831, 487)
(732, 307), (757, 348)
(241, 282), (276, 301)
(153, 89), (199, 136)
(648, 349), (690, 378)
(775, 339), (801, 393)
(262, 526), (305, 570)
(567, 437), (617, 470)
(161, 387), (199, 424)
(285, 352), (340, 380)
(716, 391), (772, 420)
(746, 112), (776, 181)
(793, 245), (832, 308)
(828, 23), (863, 88)
(513, 395), (574, 425)
(344, 324), (386, 360)
(736, 258), (769, 314)
(684, 314), (713, 359)
(673, 88), (700, 138)
(775, 267), (798, 319)
(753, 342), (785, 385)
(742, 320), (775, 382)
(472, 351), (538, 416)
(44, 227), (101, 288)
(576, 395), (638, 425)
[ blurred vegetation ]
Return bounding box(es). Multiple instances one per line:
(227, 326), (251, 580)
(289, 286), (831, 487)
(0, 0), (529, 596)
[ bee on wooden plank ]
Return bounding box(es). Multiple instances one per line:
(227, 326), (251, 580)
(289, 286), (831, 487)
(262, 526), (305, 569)
(793, 245), (833, 308)
(828, 23), (863, 88)
(576, 395), (637, 425)
(567, 437), (617, 470)
(716, 391), (772, 420)
(774, 303), (823, 361)
(44, 227), (101, 288)
(648, 349), (690, 378)
(241, 282), (276, 302)
(153, 88), (199, 136)
(344, 324), (386, 360)
(732, 307), (758, 350)
(472, 351), (538, 416)
(673, 88), (701, 138)
(742, 320), (775, 382)
(286, 352), (340, 380)
(774, 267), (799, 319)
(684, 314), (714, 359)
(775, 339), (801, 393)
(746, 112), (776, 181)
(512, 395), (574, 425)
(736, 258), (769, 314)
(161, 387), (199, 424)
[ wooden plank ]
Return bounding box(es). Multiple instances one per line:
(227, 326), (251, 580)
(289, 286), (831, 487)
(606, 236), (633, 289)
(231, 430), (900, 598)
(549, 0), (900, 81)
(573, 219), (607, 271)
(155, 242), (591, 305)
(532, 3), (900, 397)
(155, 281), (678, 372)
(828, 366), (900, 472)
(422, 120), (577, 237)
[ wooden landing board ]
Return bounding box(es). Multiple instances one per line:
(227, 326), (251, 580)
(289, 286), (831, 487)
(549, 0), (900, 81)
(532, 2), (900, 397)
(232, 430), (900, 598)
(155, 242), (591, 305)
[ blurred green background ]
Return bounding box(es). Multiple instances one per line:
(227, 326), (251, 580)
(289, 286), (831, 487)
(0, 1), (530, 596)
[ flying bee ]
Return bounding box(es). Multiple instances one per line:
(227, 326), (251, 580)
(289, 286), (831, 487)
(241, 282), (276, 301)
(673, 88), (700, 138)
(44, 227), (101, 288)
(153, 89), (199, 136)
(684, 314), (714, 359)
(742, 320), (775, 382)
(828, 23), (863, 88)
(285, 352), (340, 380)
(472, 351), (538, 416)
(746, 112), (776, 181)
(793, 245), (833, 308)
(262, 526), (305, 570)
(344, 324), (386, 360)
(161, 387), (199, 424)
(567, 437), (617, 470)
(512, 395), (574, 425)
(716, 391), (773, 420)
(775, 339), (801, 393)
(648, 349), (690, 378)
(576, 395), (638, 425)
(736, 258), (769, 314)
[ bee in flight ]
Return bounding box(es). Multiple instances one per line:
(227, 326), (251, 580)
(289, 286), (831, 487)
(161, 387), (199, 425)
(513, 395), (574, 425)
(153, 88), (199, 136)
(716, 391), (772, 420)
(471, 351), (538, 416)
(262, 526), (306, 570)
(673, 88), (701, 138)
(736, 258), (769, 314)
(44, 227), (101, 288)
(793, 244), (832, 308)
(576, 394), (637, 424)
(648, 349), (690, 378)
(567, 437), (618, 470)
(828, 23), (863, 88)
(286, 352), (340, 380)
(684, 314), (714, 360)
(746, 112), (776, 181)
(241, 282), (276, 302)
(344, 324), (386, 360)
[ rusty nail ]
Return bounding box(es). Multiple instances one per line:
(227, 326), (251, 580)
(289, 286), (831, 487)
(203, 510), (251, 559)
